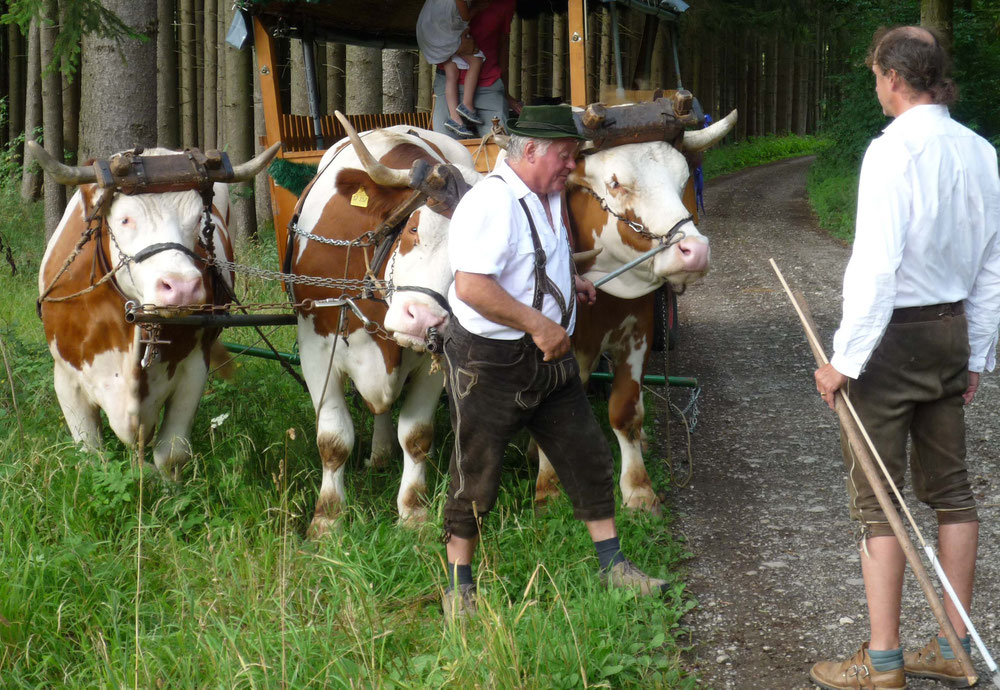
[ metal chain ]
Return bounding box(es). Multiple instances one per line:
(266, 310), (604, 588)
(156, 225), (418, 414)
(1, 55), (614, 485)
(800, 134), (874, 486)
(291, 222), (377, 248)
(210, 256), (389, 292)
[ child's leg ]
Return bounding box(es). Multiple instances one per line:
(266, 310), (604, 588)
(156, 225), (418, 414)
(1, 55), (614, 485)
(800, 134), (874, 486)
(441, 61), (462, 121)
(459, 54), (484, 111)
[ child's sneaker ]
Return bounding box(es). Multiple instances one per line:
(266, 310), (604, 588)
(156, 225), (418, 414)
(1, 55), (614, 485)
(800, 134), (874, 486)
(444, 118), (475, 138)
(456, 103), (483, 124)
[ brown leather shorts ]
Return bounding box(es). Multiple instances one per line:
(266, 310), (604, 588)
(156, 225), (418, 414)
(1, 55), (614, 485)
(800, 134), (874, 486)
(441, 321), (616, 539)
(841, 306), (977, 538)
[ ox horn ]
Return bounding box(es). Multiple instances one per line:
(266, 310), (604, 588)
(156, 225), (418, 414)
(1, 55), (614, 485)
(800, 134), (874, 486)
(230, 141), (282, 182)
(27, 140), (97, 185)
(573, 247), (602, 264)
(681, 109), (738, 153)
(334, 110), (411, 188)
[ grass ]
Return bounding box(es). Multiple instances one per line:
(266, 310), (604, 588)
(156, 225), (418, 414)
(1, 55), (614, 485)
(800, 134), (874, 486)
(0, 186), (698, 687)
(701, 133), (831, 181)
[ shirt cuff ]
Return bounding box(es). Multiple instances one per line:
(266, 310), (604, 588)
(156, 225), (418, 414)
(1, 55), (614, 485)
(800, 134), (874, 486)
(829, 352), (862, 379)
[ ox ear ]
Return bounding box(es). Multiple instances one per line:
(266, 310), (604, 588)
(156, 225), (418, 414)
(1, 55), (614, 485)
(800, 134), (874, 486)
(681, 109), (737, 153)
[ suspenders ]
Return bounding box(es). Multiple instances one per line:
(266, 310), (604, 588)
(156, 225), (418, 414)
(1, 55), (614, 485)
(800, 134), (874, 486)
(493, 173), (574, 330)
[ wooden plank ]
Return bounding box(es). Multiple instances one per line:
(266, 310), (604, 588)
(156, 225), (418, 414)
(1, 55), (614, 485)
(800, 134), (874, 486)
(568, 0), (587, 106)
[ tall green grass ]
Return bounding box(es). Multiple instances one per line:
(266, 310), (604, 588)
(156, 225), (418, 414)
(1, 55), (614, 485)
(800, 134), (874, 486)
(701, 133), (831, 181)
(1, 186), (697, 687)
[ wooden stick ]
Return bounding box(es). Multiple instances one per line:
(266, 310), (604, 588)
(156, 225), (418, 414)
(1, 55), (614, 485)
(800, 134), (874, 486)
(770, 259), (978, 686)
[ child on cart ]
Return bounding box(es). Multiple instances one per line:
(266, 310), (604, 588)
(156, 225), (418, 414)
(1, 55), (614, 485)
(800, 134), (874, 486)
(416, 0), (485, 138)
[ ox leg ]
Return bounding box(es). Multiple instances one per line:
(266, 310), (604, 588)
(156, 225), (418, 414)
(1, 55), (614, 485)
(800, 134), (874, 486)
(153, 356), (209, 481)
(53, 361), (102, 450)
(299, 331), (355, 538)
(609, 340), (660, 513)
(367, 412), (397, 469)
(395, 359), (443, 524)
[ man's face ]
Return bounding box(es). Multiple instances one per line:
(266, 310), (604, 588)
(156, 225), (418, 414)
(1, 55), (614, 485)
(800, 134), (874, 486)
(530, 139), (579, 194)
(873, 64), (896, 117)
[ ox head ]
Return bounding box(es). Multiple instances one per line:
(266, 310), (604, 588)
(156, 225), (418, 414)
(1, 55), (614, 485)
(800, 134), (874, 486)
(31, 141), (278, 308)
(568, 109), (737, 297)
(324, 114), (482, 352)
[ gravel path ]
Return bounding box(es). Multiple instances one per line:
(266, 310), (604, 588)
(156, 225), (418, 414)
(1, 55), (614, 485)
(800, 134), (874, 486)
(666, 157), (1000, 688)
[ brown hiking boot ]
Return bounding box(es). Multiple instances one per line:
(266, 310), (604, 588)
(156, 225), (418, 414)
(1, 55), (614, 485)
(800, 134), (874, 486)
(904, 637), (971, 687)
(603, 559), (669, 596)
(442, 583), (477, 621)
(809, 642), (906, 690)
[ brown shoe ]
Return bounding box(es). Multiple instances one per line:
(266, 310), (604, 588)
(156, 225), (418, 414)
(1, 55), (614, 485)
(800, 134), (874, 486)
(809, 642), (906, 690)
(442, 583), (477, 621)
(603, 559), (669, 596)
(904, 637), (971, 687)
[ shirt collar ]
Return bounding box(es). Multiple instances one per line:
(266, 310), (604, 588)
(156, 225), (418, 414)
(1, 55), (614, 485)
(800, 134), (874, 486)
(883, 103), (949, 134)
(490, 158), (533, 200)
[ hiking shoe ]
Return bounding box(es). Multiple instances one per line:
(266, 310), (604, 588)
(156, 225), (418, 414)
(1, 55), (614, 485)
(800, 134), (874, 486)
(456, 103), (483, 124)
(904, 637), (970, 687)
(442, 583), (477, 621)
(444, 118), (475, 138)
(809, 642), (906, 690)
(602, 559), (669, 596)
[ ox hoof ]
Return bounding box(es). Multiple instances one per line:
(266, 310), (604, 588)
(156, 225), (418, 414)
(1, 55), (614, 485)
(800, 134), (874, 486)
(623, 494), (662, 515)
(307, 514), (344, 540)
(398, 506), (429, 526)
(365, 451), (395, 470)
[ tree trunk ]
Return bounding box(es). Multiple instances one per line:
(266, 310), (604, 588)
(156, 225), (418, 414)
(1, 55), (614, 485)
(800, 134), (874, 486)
(290, 38), (308, 115)
(223, 5), (257, 244)
(80, 1), (157, 160)
(345, 46), (381, 114)
(21, 19), (41, 202)
(62, 72), (80, 164)
(585, 8), (599, 104)
(921, 0), (953, 49)
(776, 38), (791, 134)
(520, 17), (537, 104)
(537, 13), (551, 99)
(382, 49), (414, 113)
(326, 43), (345, 113)
(552, 12), (565, 101)
(216, 5), (225, 149)
(507, 15), (521, 102)
(202, 0), (217, 149)
(598, 7), (610, 97)
(735, 29), (748, 140)
(416, 56), (433, 114)
(6, 25), (24, 160)
(194, 0), (204, 144)
(40, 0), (65, 237)
(178, 0), (197, 146)
(157, 0), (179, 148)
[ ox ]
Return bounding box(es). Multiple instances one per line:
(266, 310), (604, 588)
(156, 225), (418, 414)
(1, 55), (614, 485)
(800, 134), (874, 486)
(289, 116), (480, 536)
(35, 143), (276, 478)
(384, 109), (737, 511)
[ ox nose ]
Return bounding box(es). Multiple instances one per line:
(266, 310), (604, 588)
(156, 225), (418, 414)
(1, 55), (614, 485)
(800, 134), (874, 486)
(676, 237), (710, 274)
(154, 274), (205, 306)
(385, 300), (447, 339)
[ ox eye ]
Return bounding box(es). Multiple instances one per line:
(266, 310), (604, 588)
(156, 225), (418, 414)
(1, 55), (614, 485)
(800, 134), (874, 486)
(609, 179), (620, 190)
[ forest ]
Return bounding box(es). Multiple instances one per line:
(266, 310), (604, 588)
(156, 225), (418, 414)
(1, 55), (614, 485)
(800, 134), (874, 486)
(0, 0), (996, 243)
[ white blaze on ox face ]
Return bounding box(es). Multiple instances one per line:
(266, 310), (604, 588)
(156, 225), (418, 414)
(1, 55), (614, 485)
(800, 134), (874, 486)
(105, 190), (213, 307)
(570, 141), (710, 298)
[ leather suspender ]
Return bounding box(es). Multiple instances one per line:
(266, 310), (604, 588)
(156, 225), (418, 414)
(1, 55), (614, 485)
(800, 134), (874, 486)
(515, 196), (574, 329)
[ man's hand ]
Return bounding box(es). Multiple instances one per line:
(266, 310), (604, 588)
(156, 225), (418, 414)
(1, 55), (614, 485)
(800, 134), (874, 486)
(814, 362), (847, 411)
(964, 371), (980, 405)
(574, 275), (597, 305)
(531, 317), (570, 361)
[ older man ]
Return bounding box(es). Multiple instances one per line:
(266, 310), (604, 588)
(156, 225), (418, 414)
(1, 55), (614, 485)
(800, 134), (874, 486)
(439, 104), (667, 617)
(811, 27), (1000, 690)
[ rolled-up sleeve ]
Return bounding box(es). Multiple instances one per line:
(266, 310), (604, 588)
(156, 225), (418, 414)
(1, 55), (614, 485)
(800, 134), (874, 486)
(449, 178), (516, 278)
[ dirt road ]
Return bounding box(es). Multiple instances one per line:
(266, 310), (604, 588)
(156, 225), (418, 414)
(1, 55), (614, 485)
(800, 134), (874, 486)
(667, 157), (1000, 688)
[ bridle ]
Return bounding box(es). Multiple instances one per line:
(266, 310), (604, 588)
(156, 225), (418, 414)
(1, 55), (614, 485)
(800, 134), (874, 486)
(581, 186), (692, 246)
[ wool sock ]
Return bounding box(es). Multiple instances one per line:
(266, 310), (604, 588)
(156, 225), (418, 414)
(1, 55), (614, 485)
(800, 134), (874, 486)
(868, 647), (903, 672)
(447, 563), (473, 590)
(594, 537), (626, 570)
(937, 635), (971, 660)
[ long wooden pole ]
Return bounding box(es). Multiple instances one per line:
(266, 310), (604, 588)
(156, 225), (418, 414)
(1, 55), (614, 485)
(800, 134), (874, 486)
(770, 259), (978, 687)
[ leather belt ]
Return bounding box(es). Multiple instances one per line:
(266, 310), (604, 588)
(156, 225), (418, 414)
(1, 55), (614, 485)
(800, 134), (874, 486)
(889, 301), (964, 324)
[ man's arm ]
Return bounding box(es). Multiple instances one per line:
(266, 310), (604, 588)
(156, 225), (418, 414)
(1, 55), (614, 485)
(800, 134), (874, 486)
(454, 271), (569, 360)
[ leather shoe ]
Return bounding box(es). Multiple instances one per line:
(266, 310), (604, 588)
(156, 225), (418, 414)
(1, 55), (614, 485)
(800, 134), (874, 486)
(904, 636), (971, 687)
(602, 558), (669, 596)
(809, 642), (906, 689)
(442, 583), (476, 621)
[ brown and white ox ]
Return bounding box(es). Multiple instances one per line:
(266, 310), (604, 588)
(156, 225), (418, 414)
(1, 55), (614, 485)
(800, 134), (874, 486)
(384, 110), (737, 512)
(36, 144), (276, 478)
(289, 117), (480, 536)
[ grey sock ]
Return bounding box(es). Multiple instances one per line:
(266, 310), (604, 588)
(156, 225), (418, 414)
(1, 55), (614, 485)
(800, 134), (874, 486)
(868, 647), (903, 671)
(937, 635), (971, 660)
(447, 563), (473, 589)
(594, 537), (625, 570)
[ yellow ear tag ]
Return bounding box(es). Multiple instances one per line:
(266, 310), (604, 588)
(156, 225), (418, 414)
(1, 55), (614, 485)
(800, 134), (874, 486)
(351, 186), (369, 208)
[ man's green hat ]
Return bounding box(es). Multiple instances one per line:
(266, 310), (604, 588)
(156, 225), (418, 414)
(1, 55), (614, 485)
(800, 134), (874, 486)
(505, 104), (590, 140)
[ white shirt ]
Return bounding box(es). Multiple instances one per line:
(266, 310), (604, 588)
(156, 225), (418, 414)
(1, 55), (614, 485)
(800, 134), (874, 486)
(832, 104), (1000, 377)
(448, 159), (576, 339)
